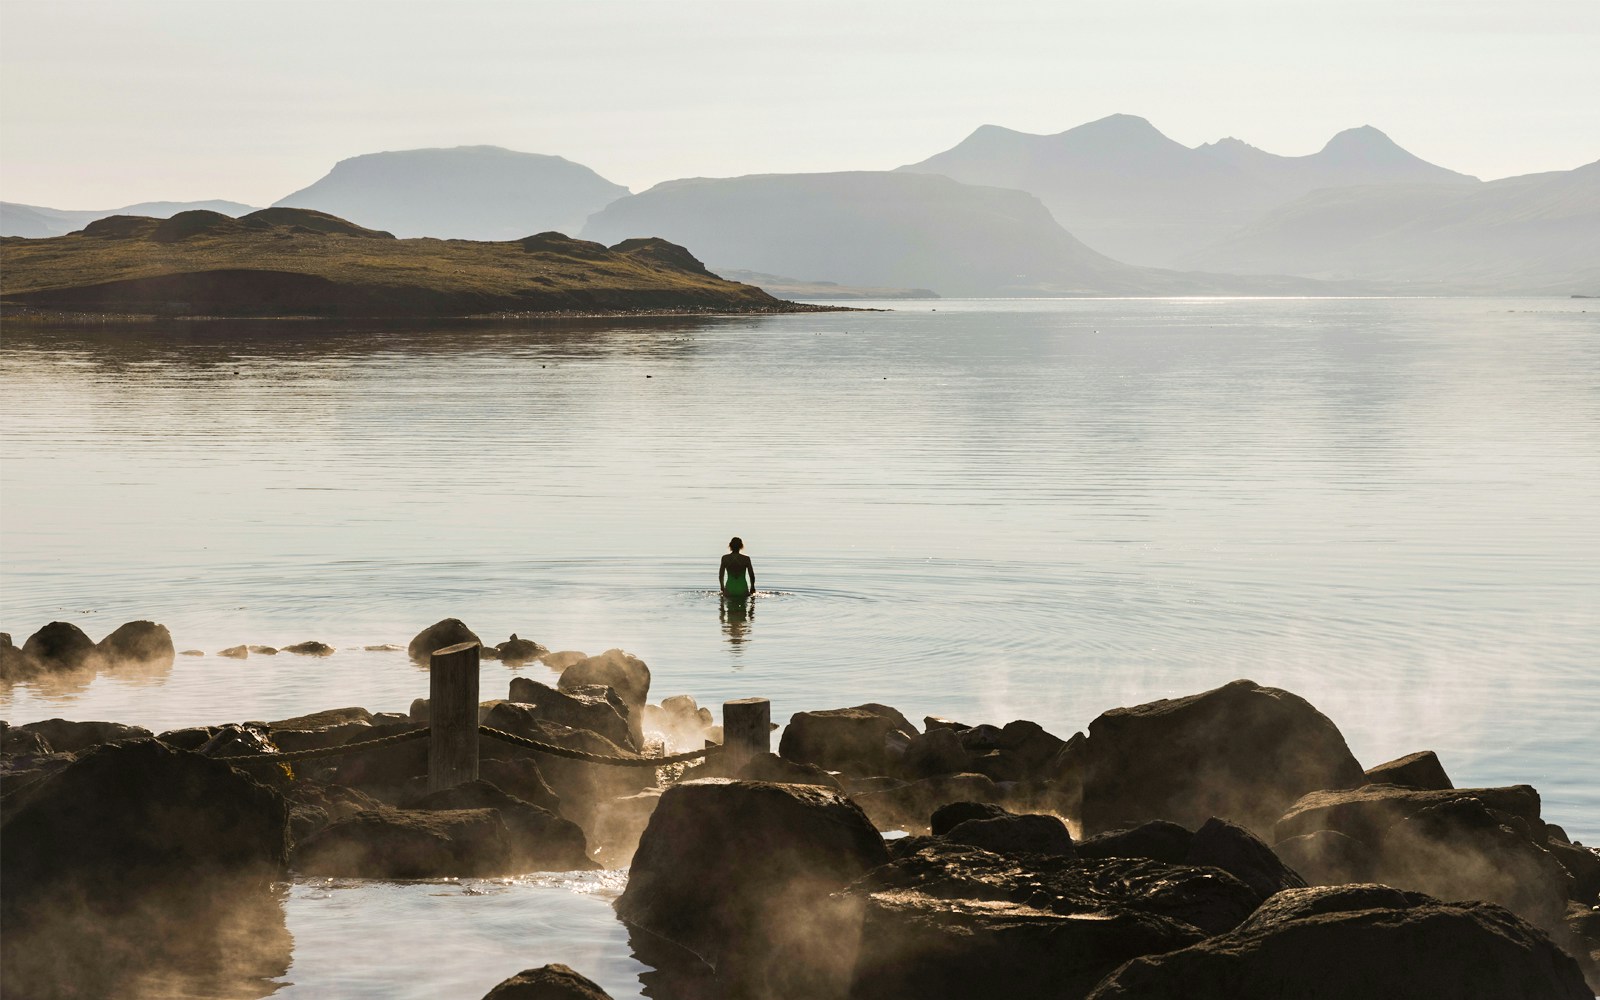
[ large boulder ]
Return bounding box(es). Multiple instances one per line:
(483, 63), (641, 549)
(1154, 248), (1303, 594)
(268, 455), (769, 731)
(852, 772), (1003, 833)
(20, 620), (99, 670)
(506, 677), (635, 751)
(478, 709), (653, 836)
(779, 703), (918, 776)
(1271, 828), (1379, 885)
(1, 740), (290, 996)
(482, 964), (615, 1000)
(93, 620), (175, 670)
(1086, 884), (1593, 999)
(406, 779), (596, 871)
(899, 726), (970, 780)
(14, 717), (153, 753)
(294, 807), (513, 877)
(496, 633), (549, 666)
(736, 750), (843, 789)
(616, 779), (888, 995)
(1076, 820), (1195, 865)
(408, 617), (481, 662)
(1079, 679), (1365, 837)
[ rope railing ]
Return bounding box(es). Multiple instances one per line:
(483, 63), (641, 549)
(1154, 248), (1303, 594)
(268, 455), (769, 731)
(218, 724), (722, 767)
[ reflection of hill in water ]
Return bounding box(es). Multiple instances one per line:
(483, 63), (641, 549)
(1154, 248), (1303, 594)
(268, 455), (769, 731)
(0, 314), (760, 370)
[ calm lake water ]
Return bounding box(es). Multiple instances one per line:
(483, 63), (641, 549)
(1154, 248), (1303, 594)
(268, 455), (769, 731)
(3, 297), (1598, 996)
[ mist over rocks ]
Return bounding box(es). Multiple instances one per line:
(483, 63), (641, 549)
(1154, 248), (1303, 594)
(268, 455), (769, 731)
(616, 779), (888, 994)
(0, 739), (291, 996)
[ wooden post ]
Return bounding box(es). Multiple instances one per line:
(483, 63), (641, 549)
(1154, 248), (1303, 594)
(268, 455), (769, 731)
(429, 641), (480, 792)
(722, 697), (770, 776)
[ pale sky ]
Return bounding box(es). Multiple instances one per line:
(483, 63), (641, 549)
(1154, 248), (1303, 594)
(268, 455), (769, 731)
(2, 0), (1597, 209)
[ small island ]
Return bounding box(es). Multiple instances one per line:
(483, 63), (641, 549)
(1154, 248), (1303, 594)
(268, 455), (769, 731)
(0, 207), (831, 319)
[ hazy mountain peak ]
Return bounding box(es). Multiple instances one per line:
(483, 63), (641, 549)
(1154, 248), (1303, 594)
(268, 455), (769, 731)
(274, 145), (630, 240)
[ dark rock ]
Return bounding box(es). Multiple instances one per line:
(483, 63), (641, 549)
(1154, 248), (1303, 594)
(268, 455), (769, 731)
(21, 620), (98, 670)
(219, 644), (249, 658)
(2, 725), (52, 755)
(295, 806), (513, 877)
(507, 677), (635, 751)
(1, 740), (290, 996)
(1184, 816), (1307, 899)
(590, 788), (664, 867)
(1270, 829), (1378, 885)
(1274, 783), (1544, 844)
(482, 963), (615, 1000)
(180, 648), (205, 656)
(285, 781), (385, 843)
(157, 725), (219, 750)
(944, 812), (1076, 857)
(1549, 840), (1600, 904)
(1076, 820), (1195, 865)
(479, 755), (564, 816)
(541, 649), (588, 670)
(860, 841), (1261, 938)
(272, 722), (373, 752)
(899, 727), (970, 779)
(270, 706), (373, 730)
(95, 620), (175, 668)
(736, 750), (843, 789)
(16, 717), (153, 753)
(1364, 749), (1453, 790)
(780, 703), (919, 776)
(199, 722), (278, 757)
(886, 833), (941, 860)
(846, 890), (1200, 1000)
(930, 800), (1011, 835)
(408, 617), (481, 662)
(923, 715), (969, 732)
(616, 779), (888, 993)
(407, 779), (595, 871)
(1081, 679), (1365, 837)
(1085, 884), (1593, 999)
(496, 633), (549, 665)
(283, 640), (334, 656)
(249, 644), (279, 654)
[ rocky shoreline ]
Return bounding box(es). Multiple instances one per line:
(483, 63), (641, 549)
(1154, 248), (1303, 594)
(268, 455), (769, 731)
(3, 617), (1598, 998)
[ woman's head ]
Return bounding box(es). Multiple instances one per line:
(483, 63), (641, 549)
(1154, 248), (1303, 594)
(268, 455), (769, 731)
(729, 536), (744, 552)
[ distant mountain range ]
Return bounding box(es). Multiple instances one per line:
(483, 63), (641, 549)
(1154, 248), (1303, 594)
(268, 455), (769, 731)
(273, 145), (629, 240)
(897, 114), (1478, 267)
(579, 170), (1329, 296)
(1181, 161), (1600, 293)
(1, 200), (257, 238)
(5, 124), (1595, 295)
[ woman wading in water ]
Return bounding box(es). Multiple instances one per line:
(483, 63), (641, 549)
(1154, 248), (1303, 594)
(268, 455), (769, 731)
(719, 537), (755, 603)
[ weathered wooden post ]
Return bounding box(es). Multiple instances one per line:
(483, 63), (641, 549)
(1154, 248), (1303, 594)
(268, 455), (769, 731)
(429, 640), (480, 792)
(722, 697), (770, 775)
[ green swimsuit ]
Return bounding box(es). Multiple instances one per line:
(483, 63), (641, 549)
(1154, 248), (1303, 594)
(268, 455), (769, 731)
(723, 565), (751, 600)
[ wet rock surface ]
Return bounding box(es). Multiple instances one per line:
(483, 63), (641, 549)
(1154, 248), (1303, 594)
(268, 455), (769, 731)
(405, 778), (596, 871)
(482, 963), (616, 1000)
(1363, 749), (1453, 790)
(507, 676), (636, 751)
(496, 633), (549, 665)
(295, 806), (514, 877)
(96, 619), (176, 669)
(779, 703), (918, 776)
(1086, 885), (1593, 999)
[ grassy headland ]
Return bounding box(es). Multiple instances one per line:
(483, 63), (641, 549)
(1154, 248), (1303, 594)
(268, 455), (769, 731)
(0, 208), (828, 318)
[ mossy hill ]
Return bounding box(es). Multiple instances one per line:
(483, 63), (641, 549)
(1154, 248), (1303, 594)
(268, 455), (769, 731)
(0, 207), (816, 318)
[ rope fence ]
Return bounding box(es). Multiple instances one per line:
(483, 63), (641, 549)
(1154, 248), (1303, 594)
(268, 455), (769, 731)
(220, 725), (723, 767)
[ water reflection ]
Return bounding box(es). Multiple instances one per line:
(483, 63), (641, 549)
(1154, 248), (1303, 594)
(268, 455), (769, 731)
(719, 597), (753, 650)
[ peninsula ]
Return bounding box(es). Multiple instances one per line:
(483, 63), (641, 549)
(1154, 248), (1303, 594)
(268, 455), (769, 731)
(0, 207), (818, 318)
